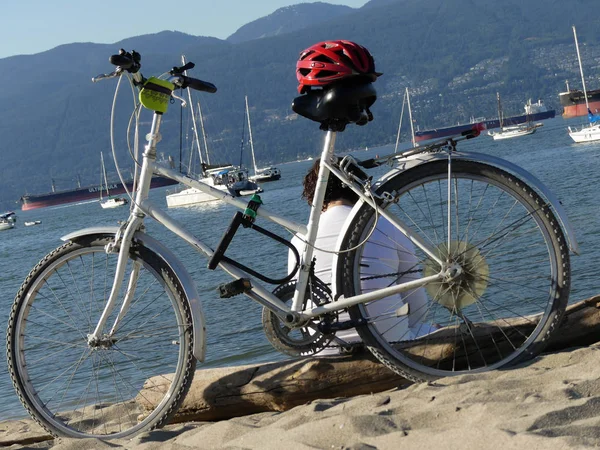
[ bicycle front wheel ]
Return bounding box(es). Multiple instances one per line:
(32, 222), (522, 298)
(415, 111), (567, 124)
(7, 235), (196, 439)
(337, 160), (570, 381)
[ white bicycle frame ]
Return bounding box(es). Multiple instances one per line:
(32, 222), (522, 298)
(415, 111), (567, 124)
(82, 91), (580, 361)
(85, 109), (449, 348)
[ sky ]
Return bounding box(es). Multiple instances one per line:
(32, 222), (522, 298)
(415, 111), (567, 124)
(2, 0), (367, 59)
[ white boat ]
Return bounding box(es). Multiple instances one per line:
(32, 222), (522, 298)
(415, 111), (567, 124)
(394, 87), (418, 153)
(166, 69), (262, 208)
(568, 26), (600, 143)
(524, 98), (550, 116)
(99, 152), (128, 209)
(0, 211), (16, 231)
(245, 96), (281, 183)
(489, 92), (541, 140)
(24, 220), (41, 227)
(166, 165), (262, 208)
(489, 124), (540, 140)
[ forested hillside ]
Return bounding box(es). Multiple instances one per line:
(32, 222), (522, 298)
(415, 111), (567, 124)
(227, 2), (355, 43)
(0, 0), (599, 210)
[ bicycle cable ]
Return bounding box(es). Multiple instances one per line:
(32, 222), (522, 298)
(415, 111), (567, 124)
(108, 70), (189, 213)
(109, 72), (138, 206)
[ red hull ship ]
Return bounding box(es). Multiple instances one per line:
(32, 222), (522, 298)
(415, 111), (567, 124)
(20, 176), (178, 211)
(559, 82), (600, 118)
(415, 99), (555, 143)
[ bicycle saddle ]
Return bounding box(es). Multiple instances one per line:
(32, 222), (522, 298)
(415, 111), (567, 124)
(291, 80), (377, 131)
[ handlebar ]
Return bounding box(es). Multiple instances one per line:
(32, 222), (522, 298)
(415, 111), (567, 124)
(92, 48), (217, 94)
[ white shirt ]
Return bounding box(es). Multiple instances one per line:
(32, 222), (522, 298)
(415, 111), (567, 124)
(288, 204), (430, 354)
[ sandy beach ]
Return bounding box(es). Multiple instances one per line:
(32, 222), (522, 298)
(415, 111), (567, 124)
(3, 341), (600, 449)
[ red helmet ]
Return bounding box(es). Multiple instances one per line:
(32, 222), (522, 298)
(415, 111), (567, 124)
(296, 40), (380, 94)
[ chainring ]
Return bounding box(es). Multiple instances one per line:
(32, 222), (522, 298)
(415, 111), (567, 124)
(262, 280), (335, 357)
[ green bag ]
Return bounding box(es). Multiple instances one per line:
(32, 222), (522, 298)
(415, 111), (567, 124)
(139, 77), (174, 113)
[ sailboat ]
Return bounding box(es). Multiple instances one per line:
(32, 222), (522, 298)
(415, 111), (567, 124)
(488, 92), (541, 140)
(0, 211), (17, 231)
(394, 87), (417, 153)
(245, 96), (281, 183)
(99, 152), (128, 209)
(165, 101), (261, 207)
(567, 25), (600, 143)
(165, 61), (262, 208)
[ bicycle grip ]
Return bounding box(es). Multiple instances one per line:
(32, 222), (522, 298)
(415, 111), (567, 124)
(183, 76), (217, 93)
(109, 53), (133, 69)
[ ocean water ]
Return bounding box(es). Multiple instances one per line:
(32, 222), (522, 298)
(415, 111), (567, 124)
(1, 115), (599, 421)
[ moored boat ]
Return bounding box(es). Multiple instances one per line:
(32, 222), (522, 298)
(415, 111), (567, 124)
(0, 211), (17, 231)
(560, 82), (600, 118)
(244, 96), (282, 183)
(165, 84), (263, 208)
(488, 92), (543, 140)
(414, 99), (555, 142)
(489, 123), (541, 140)
(165, 165), (262, 207)
(250, 167), (281, 183)
(567, 26), (600, 143)
(99, 152), (128, 209)
(20, 176), (177, 211)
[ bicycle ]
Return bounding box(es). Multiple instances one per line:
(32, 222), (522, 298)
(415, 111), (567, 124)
(6, 48), (579, 440)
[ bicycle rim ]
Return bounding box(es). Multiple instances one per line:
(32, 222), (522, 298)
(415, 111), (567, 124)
(7, 236), (196, 439)
(339, 160), (570, 381)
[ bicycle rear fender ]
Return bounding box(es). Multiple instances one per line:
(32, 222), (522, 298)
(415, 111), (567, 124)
(61, 227), (207, 362)
(373, 151), (579, 255)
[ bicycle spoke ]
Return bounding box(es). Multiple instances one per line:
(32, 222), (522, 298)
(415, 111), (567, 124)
(341, 160), (568, 380)
(9, 237), (195, 439)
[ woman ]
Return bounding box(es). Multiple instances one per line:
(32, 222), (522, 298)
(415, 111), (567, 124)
(288, 157), (432, 355)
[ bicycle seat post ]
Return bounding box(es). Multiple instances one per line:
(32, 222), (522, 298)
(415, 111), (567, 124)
(291, 130), (337, 312)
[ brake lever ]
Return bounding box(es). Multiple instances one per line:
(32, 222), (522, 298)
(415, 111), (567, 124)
(92, 67), (124, 83)
(171, 91), (187, 107)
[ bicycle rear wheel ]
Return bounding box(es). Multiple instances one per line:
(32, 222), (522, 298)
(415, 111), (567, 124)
(337, 160), (570, 381)
(7, 234), (196, 439)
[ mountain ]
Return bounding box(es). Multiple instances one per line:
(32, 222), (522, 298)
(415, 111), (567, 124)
(227, 2), (355, 43)
(1, 0), (600, 211)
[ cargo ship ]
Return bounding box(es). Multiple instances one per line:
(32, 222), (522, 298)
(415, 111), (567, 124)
(559, 80), (600, 118)
(414, 99), (555, 142)
(20, 176), (178, 211)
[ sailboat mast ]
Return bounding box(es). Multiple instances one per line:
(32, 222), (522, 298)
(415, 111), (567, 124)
(245, 96), (258, 175)
(197, 101), (211, 165)
(406, 87), (417, 147)
(497, 92), (504, 128)
(100, 152), (109, 199)
(182, 55), (205, 174)
(394, 90), (407, 153)
(572, 25), (591, 113)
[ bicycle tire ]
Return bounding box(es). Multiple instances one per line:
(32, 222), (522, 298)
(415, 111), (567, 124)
(7, 234), (196, 439)
(337, 160), (570, 381)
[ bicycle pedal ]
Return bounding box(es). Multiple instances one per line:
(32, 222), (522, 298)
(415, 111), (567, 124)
(218, 278), (252, 298)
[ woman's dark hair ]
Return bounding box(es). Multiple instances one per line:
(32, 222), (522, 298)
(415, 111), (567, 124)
(301, 157), (367, 211)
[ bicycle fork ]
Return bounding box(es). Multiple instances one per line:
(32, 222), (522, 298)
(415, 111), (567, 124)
(86, 219), (142, 348)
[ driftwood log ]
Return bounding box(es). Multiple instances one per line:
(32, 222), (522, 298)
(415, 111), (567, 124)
(137, 295), (600, 424)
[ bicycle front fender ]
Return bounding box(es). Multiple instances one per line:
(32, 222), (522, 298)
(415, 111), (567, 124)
(61, 227), (207, 362)
(372, 151), (579, 255)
